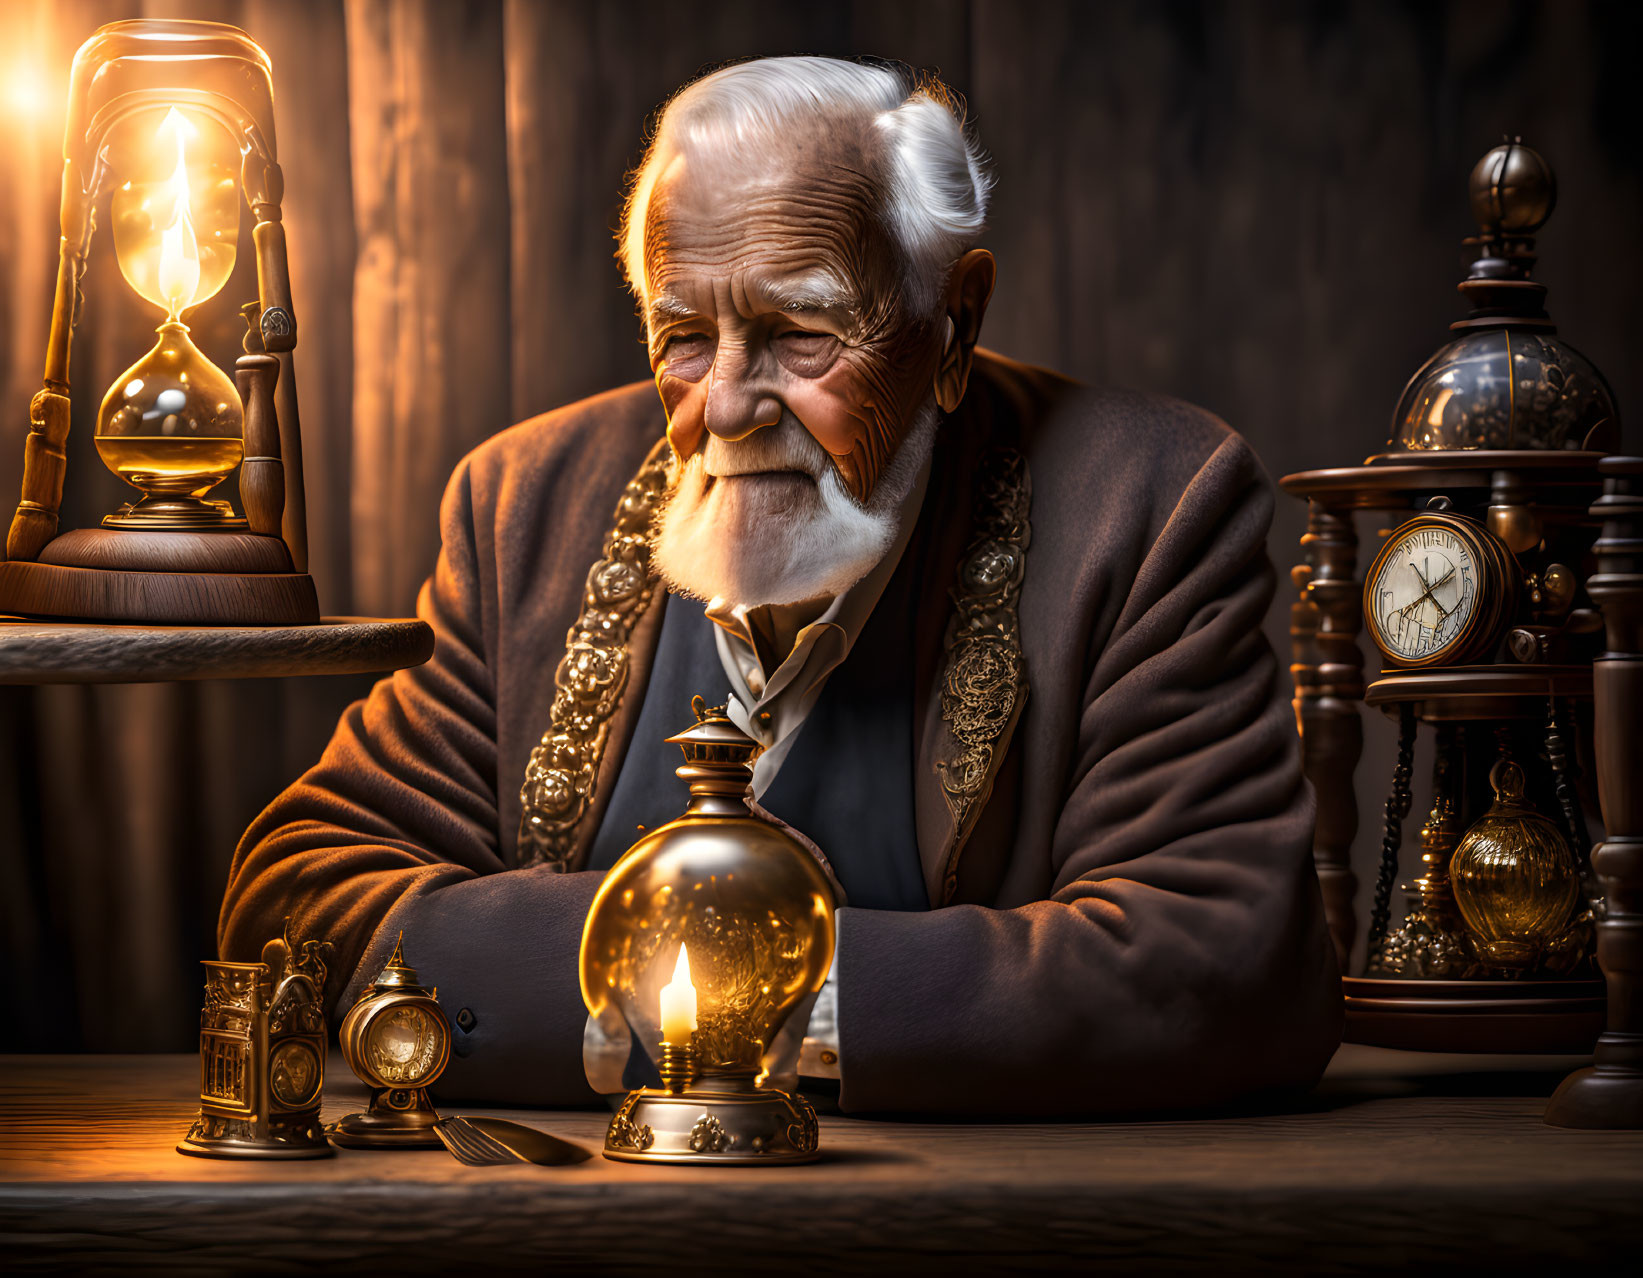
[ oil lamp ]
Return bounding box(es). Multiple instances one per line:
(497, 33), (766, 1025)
(0, 18), (318, 625)
(580, 698), (836, 1164)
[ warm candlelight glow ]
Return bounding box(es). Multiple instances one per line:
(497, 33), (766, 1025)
(659, 943), (697, 1045)
(155, 108), (202, 320)
(4, 61), (46, 117)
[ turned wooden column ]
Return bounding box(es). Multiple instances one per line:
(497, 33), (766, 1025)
(1292, 499), (1366, 969)
(1547, 457), (1643, 1128)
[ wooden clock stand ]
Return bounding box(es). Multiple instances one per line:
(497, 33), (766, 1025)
(1283, 139), (1641, 1128)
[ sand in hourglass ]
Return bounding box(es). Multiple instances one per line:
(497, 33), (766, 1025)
(96, 436), (244, 498)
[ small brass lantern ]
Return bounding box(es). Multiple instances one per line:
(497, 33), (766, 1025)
(332, 935), (452, 1149)
(177, 923), (333, 1160)
(580, 699), (837, 1165)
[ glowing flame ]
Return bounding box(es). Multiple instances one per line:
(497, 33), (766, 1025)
(658, 943), (698, 1044)
(155, 108), (201, 320)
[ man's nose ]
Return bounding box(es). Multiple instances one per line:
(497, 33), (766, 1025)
(703, 344), (782, 441)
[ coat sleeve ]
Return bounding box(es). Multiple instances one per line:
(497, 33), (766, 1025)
(832, 433), (1343, 1115)
(218, 452), (604, 1106)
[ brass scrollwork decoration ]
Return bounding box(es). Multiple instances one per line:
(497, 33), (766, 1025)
(608, 1092), (655, 1152)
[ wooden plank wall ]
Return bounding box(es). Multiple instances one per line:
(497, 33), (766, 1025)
(0, 0), (1638, 1047)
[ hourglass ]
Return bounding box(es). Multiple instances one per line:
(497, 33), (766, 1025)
(0, 19), (319, 626)
(99, 105), (246, 528)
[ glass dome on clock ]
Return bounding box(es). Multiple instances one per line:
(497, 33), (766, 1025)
(1386, 139), (1619, 454)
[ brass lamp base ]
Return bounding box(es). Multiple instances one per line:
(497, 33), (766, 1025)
(605, 1071), (820, 1166)
(328, 1087), (444, 1149)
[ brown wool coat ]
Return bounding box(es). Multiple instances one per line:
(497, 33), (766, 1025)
(220, 349), (1344, 1115)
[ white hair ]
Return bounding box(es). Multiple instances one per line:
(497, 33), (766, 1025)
(620, 57), (992, 315)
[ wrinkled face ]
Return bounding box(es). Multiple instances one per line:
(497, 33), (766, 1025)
(642, 129), (942, 505)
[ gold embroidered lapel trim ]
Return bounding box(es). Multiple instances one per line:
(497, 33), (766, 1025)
(934, 446), (1032, 903)
(517, 441), (670, 869)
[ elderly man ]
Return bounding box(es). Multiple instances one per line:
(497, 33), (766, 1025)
(222, 56), (1342, 1114)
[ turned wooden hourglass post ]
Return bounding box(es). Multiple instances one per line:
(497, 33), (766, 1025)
(241, 143), (307, 573)
(1291, 498), (1365, 968)
(5, 158), (91, 563)
(1547, 457), (1643, 1128)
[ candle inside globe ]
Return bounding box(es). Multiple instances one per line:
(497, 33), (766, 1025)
(659, 945), (698, 1045)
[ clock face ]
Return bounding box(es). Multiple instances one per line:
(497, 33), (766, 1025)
(270, 1040), (322, 1107)
(1368, 521), (1481, 664)
(366, 1004), (444, 1085)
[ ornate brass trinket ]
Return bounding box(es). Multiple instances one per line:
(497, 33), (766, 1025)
(579, 699), (835, 1165)
(177, 921), (334, 1160)
(330, 934), (451, 1149)
(1370, 728), (1480, 979)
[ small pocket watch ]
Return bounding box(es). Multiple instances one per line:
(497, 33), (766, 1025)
(1364, 509), (1518, 668)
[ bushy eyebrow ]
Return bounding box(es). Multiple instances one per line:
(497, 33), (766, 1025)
(647, 293), (698, 326)
(757, 270), (857, 315)
(645, 271), (859, 336)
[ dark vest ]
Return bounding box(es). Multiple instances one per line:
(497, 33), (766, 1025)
(587, 569), (927, 914)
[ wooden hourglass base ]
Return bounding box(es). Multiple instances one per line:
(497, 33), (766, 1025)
(0, 527), (319, 626)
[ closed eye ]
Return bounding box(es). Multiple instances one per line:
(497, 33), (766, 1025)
(773, 329), (839, 374)
(659, 333), (713, 380)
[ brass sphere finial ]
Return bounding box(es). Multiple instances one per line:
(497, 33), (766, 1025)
(1468, 137), (1556, 237)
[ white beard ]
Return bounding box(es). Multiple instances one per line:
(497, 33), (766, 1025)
(651, 403), (937, 610)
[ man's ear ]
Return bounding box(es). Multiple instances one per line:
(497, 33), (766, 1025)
(933, 248), (997, 413)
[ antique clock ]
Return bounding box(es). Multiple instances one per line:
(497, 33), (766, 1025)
(331, 935), (452, 1149)
(1363, 509), (1517, 669)
(1283, 140), (1643, 1129)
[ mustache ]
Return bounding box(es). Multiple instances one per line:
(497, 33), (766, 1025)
(688, 417), (835, 484)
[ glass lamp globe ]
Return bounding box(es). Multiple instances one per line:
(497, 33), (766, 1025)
(580, 699), (836, 1164)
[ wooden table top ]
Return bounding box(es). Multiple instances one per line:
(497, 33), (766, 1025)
(3, 1047), (1640, 1274)
(0, 616), (433, 684)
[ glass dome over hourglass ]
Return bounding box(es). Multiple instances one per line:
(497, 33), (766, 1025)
(96, 101), (246, 528)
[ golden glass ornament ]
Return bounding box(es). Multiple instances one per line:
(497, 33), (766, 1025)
(580, 698), (836, 1164)
(331, 935), (452, 1149)
(1450, 759), (1581, 971)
